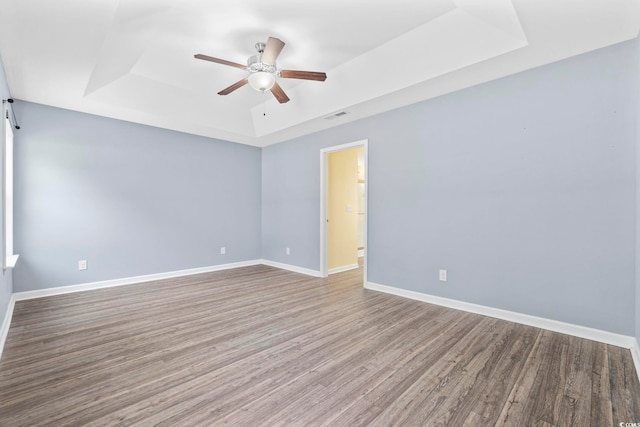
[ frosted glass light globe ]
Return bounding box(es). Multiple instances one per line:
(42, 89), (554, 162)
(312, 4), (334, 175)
(248, 71), (276, 92)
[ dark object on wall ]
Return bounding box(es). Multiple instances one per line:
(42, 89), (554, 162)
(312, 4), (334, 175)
(6, 99), (20, 129)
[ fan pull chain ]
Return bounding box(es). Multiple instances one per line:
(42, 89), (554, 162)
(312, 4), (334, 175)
(263, 93), (267, 117)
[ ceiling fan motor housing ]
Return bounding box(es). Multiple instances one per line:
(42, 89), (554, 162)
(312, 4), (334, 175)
(247, 54), (277, 74)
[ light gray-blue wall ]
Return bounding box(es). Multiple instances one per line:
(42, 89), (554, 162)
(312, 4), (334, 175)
(12, 102), (262, 292)
(262, 39), (638, 336)
(0, 53), (12, 322)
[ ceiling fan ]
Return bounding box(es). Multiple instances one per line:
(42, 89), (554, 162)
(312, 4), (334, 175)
(194, 37), (327, 104)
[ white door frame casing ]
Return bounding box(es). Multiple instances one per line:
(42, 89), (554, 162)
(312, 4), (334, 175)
(320, 139), (368, 285)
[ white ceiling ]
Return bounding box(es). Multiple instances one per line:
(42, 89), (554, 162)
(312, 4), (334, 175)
(0, 0), (639, 147)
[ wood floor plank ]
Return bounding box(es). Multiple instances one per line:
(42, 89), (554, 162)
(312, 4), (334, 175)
(368, 317), (504, 425)
(439, 322), (540, 426)
(93, 294), (409, 425)
(556, 336), (594, 427)
(495, 330), (552, 426)
(0, 264), (638, 426)
(318, 312), (482, 426)
(608, 344), (640, 424)
(238, 306), (465, 425)
(591, 342), (614, 427)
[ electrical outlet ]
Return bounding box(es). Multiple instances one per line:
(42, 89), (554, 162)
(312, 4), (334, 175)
(286, 247), (290, 255)
(439, 269), (447, 282)
(220, 247), (226, 255)
(79, 260), (88, 271)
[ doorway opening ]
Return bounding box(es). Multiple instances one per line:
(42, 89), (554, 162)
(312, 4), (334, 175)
(320, 139), (368, 286)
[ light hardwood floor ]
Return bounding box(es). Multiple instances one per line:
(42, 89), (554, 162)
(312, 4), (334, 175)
(0, 265), (639, 426)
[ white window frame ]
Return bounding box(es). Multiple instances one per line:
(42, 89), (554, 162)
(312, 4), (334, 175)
(2, 101), (18, 270)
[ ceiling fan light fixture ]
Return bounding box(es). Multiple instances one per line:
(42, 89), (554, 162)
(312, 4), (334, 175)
(195, 36), (325, 104)
(248, 71), (276, 92)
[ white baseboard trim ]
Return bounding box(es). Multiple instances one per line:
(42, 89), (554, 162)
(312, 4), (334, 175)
(0, 295), (16, 361)
(10, 258), (323, 304)
(631, 339), (640, 384)
(260, 259), (322, 277)
(365, 281), (636, 349)
(13, 260), (263, 301)
(328, 264), (359, 275)
(358, 249), (364, 257)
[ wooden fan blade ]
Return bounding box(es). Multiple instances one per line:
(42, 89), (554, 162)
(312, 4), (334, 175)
(280, 70), (327, 81)
(270, 82), (290, 103)
(261, 37), (285, 65)
(218, 78), (248, 95)
(194, 54), (247, 70)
